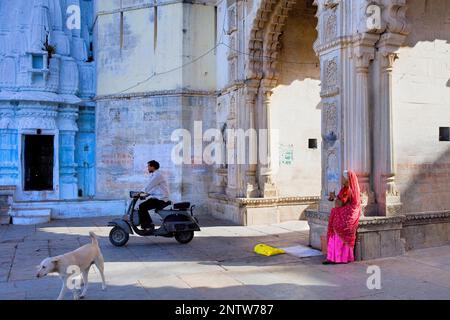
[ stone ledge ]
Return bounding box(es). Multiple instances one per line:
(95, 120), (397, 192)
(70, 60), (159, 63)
(95, 89), (216, 101)
(209, 193), (320, 208)
(306, 209), (450, 260)
(235, 196), (320, 208)
(0, 185), (16, 194)
(209, 194), (320, 225)
(11, 199), (126, 219)
(404, 211), (450, 225)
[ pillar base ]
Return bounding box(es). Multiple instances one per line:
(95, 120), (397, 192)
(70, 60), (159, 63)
(305, 209), (406, 260)
(261, 182), (277, 198)
(59, 182), (78, 200)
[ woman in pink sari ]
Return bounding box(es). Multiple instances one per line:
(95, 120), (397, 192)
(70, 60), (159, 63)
(323, 170), (361, 264)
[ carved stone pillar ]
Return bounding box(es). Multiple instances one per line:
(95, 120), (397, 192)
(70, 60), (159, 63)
(352, 34), (378, 216)
(76, 105), (96, 198)
(377, 34), (404, 216)
(314, 0), (343, 214)
(242, 83), (259, 198)
(58, 105), (79, 199)
(259, 89), (278, 198)
(0, 102), (19, 185)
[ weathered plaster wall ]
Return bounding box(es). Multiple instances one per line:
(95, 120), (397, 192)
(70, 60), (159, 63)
(95, 1), (216, 96)
(95, 1), (217, 213)
(270, 0), (321, 197)
(95, 94), (215, 213)
(392, 0), (450, 213)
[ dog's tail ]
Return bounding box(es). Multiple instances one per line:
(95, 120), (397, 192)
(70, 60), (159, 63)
(89, 231), (98, 246)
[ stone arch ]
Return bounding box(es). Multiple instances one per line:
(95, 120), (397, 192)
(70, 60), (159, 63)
(244, 0), (321, 198)
(247, 0), (299, 86)
(262, 0), (297, 85)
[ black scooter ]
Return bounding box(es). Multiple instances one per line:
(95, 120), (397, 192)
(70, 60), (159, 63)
(108, 191), (200, 246)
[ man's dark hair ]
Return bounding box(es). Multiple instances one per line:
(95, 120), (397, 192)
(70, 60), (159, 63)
(147, 160), (160, 170)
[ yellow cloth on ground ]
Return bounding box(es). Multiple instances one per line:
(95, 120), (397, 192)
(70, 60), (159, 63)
(254, 244), (286, 256)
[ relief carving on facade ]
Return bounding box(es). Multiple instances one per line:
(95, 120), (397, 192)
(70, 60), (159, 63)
(325, 150), (339, 196)
(17, 104), (58, 130)
(323, 102), (337, 145)
(57, 106), (79, 131)
(321, 57), (339, 97)
(228, 59), (237, 84)
(324, 12), (337, 42)
(383, 0), (409, 35)
(227, 4), (237, 35)
(0, 103), (16, 129)
(228, 94), (236, 121)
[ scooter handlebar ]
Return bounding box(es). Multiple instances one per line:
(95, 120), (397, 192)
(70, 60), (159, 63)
(139, 192), (149, 200)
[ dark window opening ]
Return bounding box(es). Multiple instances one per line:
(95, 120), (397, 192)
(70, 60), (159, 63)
(154, 6), (158, 51)
(120, 11), (124, 50)
(439, 127), (450, 141)
(308, 138), (318, 149)
(87, 42), (94, 62)
(24, 135), (54, 191)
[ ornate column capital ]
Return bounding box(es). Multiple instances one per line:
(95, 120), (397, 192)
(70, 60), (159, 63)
(57, 105), (79, 132)
(352, 32), (379, 71)
(378, 31), (407, 52)
(353, 45), (375, 71)
(380, 51), (398, 70)
(244, 79), (259, 104)
(377, 32), (406, 71)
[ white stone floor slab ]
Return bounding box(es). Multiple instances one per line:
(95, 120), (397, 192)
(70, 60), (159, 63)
(281, 245), (323, 258)
(0, 216), (450, 300)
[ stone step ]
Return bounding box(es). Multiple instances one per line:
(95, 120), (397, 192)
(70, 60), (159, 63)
(0, 215), (10, 225)
(10, 208), (51, 225)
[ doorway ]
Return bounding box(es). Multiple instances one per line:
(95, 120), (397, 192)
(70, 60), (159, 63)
(23, 135), (54, 191)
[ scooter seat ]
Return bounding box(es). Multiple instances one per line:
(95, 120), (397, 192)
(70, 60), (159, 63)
(158, 201), (172, 209)
(173, 202), (191, 210)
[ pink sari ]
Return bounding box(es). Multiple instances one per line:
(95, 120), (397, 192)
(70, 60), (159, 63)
(326, 170), (361, 263)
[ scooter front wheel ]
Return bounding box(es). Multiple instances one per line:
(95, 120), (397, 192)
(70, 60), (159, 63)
(109, 226), (130, 247)
(174, 231), (194, 244)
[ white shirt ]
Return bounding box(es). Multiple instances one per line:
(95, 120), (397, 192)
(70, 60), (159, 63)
(144, 170), (170, 201)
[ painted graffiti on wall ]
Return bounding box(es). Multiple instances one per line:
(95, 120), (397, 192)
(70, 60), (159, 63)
(279, 144), (294, 165)
(101, 153), (133, 167)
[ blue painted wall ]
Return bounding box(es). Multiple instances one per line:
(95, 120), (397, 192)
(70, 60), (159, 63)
(0, 0), (96, 201)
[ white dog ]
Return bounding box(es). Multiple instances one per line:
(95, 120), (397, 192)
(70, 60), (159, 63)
(36, 231), (107, 300)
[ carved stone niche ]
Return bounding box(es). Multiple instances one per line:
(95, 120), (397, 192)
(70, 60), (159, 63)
(324, 12), (337, 43)
(325, 150), (339, 197)
(228, 59), (238, 84)
(227, 32), (238, 60)
(228, 94), (236, 120)
(321, 57), (339, 97)
(322, 102), (338, 146)
(227, 4), (237, 35)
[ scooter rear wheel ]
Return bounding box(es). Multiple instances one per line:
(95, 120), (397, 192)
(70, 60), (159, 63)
(109, 226), (129, 247)
(175, 231), (194, 244)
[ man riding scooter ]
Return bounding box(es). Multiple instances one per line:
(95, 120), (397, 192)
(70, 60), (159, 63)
(108, 160), (200, 246)
(138, 160), (170, 231)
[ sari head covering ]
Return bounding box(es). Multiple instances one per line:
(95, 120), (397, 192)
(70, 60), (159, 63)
(343, 170), (348, 180)
(327, 170), (361, 247)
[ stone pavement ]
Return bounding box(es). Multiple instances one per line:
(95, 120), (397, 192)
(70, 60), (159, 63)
(0, 216), (450, 300)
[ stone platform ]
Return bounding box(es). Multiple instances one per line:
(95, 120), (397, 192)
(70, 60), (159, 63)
(1, 216), (450, 300)
(10, 199), (126, 222)
(305, 210), (450, 261)
(209, 193), (319, 225)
